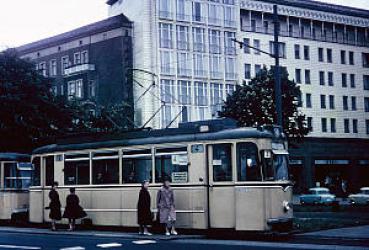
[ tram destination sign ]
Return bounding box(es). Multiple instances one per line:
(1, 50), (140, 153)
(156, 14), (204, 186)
(172, 172), (188, 183)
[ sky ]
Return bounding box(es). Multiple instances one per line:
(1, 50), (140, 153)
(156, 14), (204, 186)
(0, 0), (368, 50)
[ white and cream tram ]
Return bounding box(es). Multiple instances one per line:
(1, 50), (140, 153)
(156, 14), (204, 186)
(30, 119), (293, 232)
(0, 153), (32, 221)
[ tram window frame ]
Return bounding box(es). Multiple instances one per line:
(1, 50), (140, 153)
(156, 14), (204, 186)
(122, 149), (153, 184)
(155, 146), (189, 183)
(212, 143), (233, 182)
(32, 157), (41, 186)
(236, 142), (261, 182)
(92, 151), (119, 185)
(4, 162), (32, 189)
(45, 156), (55, 186)
(64, 153), (90, 185)
(261, 150), (274, 181)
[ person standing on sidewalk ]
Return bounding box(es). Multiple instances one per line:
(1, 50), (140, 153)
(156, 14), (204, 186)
(63, 187), (87, 231)
(156, 177), (177, 236)
(137, 180), (152, 235)
(48, 182), (61, 231)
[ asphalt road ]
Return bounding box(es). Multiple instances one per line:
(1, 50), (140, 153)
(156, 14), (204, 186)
(0, 231), (367, 250)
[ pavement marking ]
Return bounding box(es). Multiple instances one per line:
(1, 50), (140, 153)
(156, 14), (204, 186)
(97, 243), (123, 248)
(132, 240), (157, 245)
(0, 245), (41, 250)
(60, 247), (85, 250)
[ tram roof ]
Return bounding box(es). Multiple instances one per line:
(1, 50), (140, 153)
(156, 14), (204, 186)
(0, 153), (30, 161)
(33, 119), (276, 154)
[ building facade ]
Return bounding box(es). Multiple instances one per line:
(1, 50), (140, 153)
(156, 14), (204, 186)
(107, 0), (369, 193)
(17, 14), (134, 126)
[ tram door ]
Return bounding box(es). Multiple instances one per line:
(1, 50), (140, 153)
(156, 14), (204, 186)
(207, 143), (235, 228)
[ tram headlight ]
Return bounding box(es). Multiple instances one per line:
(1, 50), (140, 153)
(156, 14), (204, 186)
(283, 200), (291, 213)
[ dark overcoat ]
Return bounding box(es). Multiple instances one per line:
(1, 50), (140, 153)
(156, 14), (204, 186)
(137, 188), (152, 225)
(62, 194), (87, 219)
(156, 186), (176, 224)
(49, 189), (61, 220)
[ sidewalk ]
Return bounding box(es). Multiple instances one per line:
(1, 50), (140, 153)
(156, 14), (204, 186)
(296, 225), (369, 240)
(0, 226), (204, 241)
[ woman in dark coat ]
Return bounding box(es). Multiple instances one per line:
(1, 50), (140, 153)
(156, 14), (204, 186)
(63, 187), (87, 231)
(48, 182), (61, 231)
(137, 180), (152, 235)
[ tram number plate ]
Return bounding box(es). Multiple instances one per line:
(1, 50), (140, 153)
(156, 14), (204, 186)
(191, 144), (204, 153)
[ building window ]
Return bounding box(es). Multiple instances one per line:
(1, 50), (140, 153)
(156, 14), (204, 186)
(351, 96), (357, 111)
(319, 71), (325, 85)
(208, 3), (222, 25)
(341, 73), (347, 88)
(224, 32), (236, 55)
(269, 41), (286, 59)
(253, 39), (260, 55)
(320, 95), (326, 109)
(349, 51), (354, 65)
(362, 53), (369, 68)
(327, 48), (333, 63)
(327, 72), (334, 86)
(350, 74), (356, 88)
(177, 25), (190, 50)
(366, 120), (369, 134)
(364, 75), (369, 90)
(343, 96), (349, 110)
(88, 80), (96, 98)
(160, 79), (175, 104)
(209, 29), (221, 54)
(67, 79), (83, 100)
(38, 62), (47, 77)
(340, 50), (346, 64)
(251, 19), (256, 32)
(193, 53), (208, 77)
(321, 118), (327, 132)
(210, 83), (224, 117)
(209, 54), (222, 78)
(306, 93), (312, 108)
(353, 119), (358, 133)
(294, 44), (300, 59)
(159, 0), (173, 19)
(244, 64), (251, 79)
(344, 119), (350, 133)
(177, 80), (191, 105)
(74, 52), (81, 65)
(160, 23), (173, 49)
(307, 117), (313, 131)
(193, 1), (205, 23)
(194, 81), (208, 106)
(330, 118), (336, 133)
(81, 51), (89, 64)
(224, 5), (236, 27)
(61, 56), (69, 74)
(293, 68), (300, 84)
(305, 69), (311, 84)
(365, 97), (369, 112)
(318, 47), (324, 62)
(263, 21), (269, 33)
(161, 105), (173, 128)
(177, 52), (192, 76)
(255, 64), (262, 76)
(160, 51), (174, 75)
(304, 45), (310, 60)
(193, 27), (206, 52)
(225, 57), (237, 79)
(49, 59), (57, 76)
(329, 95), (335, 109)
(176, 0), (191, 21)
(243, 38), (250, 54)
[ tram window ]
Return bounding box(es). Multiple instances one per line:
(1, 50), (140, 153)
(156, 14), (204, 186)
(155, 147), (188, 183)
(32, 157), (41, 186)
(64, 160), (90, 185)
(123, 149), (152, 183)
(237, 143), (261, 181)
(274, 154), (289, 181)
(212, 144), (233, 182)
(4, 163), (32, 189)
(45, 156), (54, 186)
(92, 158), (119, 184)
(261, 151), (274, 181)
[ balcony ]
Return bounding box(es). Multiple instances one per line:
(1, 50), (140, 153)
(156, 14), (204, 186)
(64, 64), (95, 76)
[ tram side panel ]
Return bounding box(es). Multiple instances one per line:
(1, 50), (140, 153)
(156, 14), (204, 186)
(29, 189), (44, 223)
(0, 192), (29, 220)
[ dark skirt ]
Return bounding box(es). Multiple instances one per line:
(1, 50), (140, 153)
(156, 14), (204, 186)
(63, 205), (87, 220)
(49, 204), (62, 221)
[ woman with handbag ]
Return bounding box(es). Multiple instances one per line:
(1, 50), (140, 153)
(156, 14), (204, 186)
(137, 180), (152, 235)
(156, 177), (177, 236)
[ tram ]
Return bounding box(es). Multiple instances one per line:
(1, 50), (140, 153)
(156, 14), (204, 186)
(0, 153), (32, 221)
(30, 119), (293, 232)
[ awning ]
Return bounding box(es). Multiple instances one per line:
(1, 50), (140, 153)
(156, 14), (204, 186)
(272, 150), (289, 155)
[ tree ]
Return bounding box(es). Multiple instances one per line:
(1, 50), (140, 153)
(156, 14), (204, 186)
(0, 49), (78, 152)
(219, 67), (309, 140)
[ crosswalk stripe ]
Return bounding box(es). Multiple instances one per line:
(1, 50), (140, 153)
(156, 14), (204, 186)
(97, 243), (123, 248)
(132, 240), (157, 245)
(0, 245), (41, 250)
(60, 247), (85, 250)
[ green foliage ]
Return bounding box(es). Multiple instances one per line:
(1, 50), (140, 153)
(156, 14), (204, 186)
(219, 66), (309, 140)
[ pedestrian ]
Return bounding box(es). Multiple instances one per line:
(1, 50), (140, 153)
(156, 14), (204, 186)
(63, 187), (87, 231)
(137, 180), (152, 235)
(48, 181), (61, 231)
(156, 177), (177, 236)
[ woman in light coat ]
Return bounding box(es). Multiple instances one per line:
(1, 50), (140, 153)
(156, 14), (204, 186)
(156, 178), (177, 235)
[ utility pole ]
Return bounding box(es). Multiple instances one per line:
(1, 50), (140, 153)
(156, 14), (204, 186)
(273, 5), (283, 128)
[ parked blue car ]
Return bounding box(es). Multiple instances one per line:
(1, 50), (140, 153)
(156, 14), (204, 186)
(300, 187), (336, 205)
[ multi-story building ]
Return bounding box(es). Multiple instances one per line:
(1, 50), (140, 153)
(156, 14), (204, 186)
(16, 14), (134, 127)
(107, 0), (369, 193)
